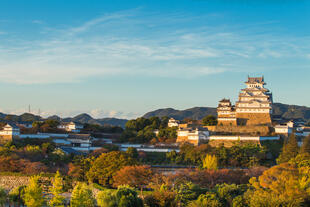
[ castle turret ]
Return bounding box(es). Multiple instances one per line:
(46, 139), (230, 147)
(217, 99), (237, 126)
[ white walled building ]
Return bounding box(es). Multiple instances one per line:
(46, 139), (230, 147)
(274, 122), (293, 135)
(0, 123), (20, 136)
(177, 127), (209, 146)
(168, 118), (180, 128)
(217, 76), (273, 126)
(58, 122), (84, 133)
(235, 77), (273, 114)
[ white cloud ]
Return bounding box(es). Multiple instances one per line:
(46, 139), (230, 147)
(0, 10), (309, 84)
(0, 107), (140, 119)
(89, 109), (140, 119)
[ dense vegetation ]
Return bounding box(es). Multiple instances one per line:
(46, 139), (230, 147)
(120, 116), (177, 143)
(0, 135), (309, 206)
(0, 111), (308, 206)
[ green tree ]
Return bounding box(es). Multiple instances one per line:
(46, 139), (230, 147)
(49, 171), (65, 207)
(96, 186), (142, 207)
(0, 187), (7, 207)
(96, 190), (117, 207)
(301, 135), (310, 154)
(9, 186), (25, 206)
(87, 151), (137, 186)
(202, 154), (218, 170)
(188, 192), (222, 207)
(23, 176), (45, 207)
(115, 185), (143, 207)
(70, 182), (95, 207)
(277, 134), (299, 164)
(126, 147), (139, 159)
(215, 184), (247, 207)
(202, 115), (218, 126)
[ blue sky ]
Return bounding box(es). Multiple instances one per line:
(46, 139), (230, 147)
(0, 0), (309, 119)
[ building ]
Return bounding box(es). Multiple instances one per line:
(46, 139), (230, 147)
(168, 118), (180, 128)
(67, 134), (92, 149)
(0, 123), (20, 142)
(217, 76), (273, 126)
(58, 122), (84, 133)
(176, 126), (209, 146)
(274, 124), (293, 135)
(17, 121), (33, 129)
(217, 99), (237, 126)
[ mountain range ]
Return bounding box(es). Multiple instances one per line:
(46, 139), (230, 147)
(0, 103), (309, 128)
(143, 103), (310, 123)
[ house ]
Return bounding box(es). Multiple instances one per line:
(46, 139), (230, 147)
(67, 134), (92, 150)
(58, 122), (84, 133)
(0, 123), (20, 142)
(153, 129), (159, 136)
(274, 121), (293, 135)
(168, 118), (180, 128)
(176, 126), (209, 146)
(17, 121), (33, 129)
(58, 147), (85, 155)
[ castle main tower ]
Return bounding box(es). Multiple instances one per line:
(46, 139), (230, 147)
(217, 76), (273, 126)
(235, 76), (273, 125)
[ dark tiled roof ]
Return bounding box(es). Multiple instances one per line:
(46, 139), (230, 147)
(68, 134), (92, 140)
(246, 76), (264, 84)
(59, 147), (85, 155)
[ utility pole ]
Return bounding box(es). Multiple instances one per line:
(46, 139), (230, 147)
(28, 105), (31, 113)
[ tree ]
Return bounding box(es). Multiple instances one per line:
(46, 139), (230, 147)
(188, 192), (222, 207)
(115, 186), (143, 207)
(301, 135), (310, 154)
(277, 134), (299, 164)
(215, 184), (247, 207)
(70, 182), (95, 207)
(9, 186), (25, 206)
(126, 147), (139, 159)
(112, 165), (154, 189)
(96, 186), (143, 207)
(49, 171), (65, 207)
(0, 187), (7, 207)
(23, 176), (45, 207)
(202, 154), (218, 170)
(202, 115), (218, 126)
(247, 162), (310, 206)
(96, 190), (117, 207)
(87, 151), (137, 186)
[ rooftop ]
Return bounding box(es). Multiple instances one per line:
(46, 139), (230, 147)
(245, 76), (265, 84)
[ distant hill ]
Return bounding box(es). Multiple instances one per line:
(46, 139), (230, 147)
(273, 103), (310, 122)
(3, 113), (43, 122)
(1, 113), (128, 128)
(143, 107), (217, 120)
(143, 103), (310, 123)
(0, 102), (309, 128)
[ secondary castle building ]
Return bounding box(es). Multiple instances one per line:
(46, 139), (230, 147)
(217, 76), (273, 126)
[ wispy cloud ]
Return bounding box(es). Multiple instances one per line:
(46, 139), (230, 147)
(0, 107), (140, 119)
(0, 9), (309, 84)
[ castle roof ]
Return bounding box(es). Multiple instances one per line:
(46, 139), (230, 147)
(245, 76), (265, 84)
(219, 98), (231, 102)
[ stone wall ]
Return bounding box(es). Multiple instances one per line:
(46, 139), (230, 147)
(217, 120), (237, 126)
(207, 125), (271, 136)
(0, 176), (29, 192)
(208, 140), (260, 147)
(236, 113), (272, 126)
(176, 136), (199, 146)
(0, 175), (51, 192)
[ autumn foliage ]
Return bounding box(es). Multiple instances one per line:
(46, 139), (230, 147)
(112, 165), (154, 188)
